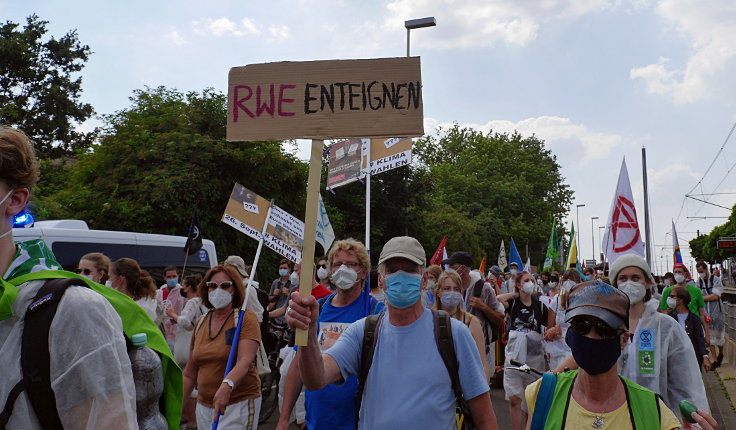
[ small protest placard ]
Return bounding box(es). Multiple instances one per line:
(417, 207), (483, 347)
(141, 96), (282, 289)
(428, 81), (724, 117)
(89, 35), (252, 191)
(221, 184), (270, 241)
(264, 205), (305, 263)
(327, 138), (363, 189)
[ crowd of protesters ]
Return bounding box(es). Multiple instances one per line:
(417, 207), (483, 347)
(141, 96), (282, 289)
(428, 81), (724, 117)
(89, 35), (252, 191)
(0, 125), (725, 430)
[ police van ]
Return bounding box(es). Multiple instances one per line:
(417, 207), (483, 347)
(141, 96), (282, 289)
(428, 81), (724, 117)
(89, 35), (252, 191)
(12, 220), (218, 282)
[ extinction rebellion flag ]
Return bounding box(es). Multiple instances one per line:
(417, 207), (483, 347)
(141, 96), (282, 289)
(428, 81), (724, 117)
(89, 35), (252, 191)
(185, 214), (203, 255)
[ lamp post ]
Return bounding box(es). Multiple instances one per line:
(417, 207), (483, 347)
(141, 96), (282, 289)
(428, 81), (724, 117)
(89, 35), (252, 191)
(598, 226), (605, 261)
(591, 216), (599, 262)
(575, 204), (585, 256)
(405, 17), (436, 57)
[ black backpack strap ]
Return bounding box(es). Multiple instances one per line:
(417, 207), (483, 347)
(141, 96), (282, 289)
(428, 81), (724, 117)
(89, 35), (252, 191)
(432, 309), (475, 428)
(354, 313), (384, 430)
(3, 278), (90, 430)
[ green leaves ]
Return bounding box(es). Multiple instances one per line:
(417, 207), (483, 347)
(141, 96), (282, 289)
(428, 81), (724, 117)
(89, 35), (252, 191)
(0, 15), (94, 158)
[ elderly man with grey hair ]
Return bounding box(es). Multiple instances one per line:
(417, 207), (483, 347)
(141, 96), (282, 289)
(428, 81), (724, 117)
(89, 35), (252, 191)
(286, 236), (498, 430)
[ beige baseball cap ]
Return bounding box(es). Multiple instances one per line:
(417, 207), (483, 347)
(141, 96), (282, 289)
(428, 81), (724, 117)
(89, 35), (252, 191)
(378, 236), (426, 266)
(223, 255), (247, 278)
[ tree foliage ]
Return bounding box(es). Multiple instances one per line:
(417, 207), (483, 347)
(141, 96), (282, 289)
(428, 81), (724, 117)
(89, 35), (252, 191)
(689, 204), (736, 263)
(411, 125), (574, 266)
(0, 15), (94, 158)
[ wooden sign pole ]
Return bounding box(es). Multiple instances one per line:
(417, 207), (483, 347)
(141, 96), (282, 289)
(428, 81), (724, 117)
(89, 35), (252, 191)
(295, 139), (323, 346)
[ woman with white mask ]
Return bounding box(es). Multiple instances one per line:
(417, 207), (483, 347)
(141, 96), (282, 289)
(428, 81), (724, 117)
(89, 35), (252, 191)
(497, 271), (548, 430)
(433, 270), (489, 381)
(542, 269), (581, 372)
(182, 265), (261, 430)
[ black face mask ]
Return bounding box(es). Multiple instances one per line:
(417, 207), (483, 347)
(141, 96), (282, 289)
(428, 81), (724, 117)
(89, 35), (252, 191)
(565, 329), (621, 375)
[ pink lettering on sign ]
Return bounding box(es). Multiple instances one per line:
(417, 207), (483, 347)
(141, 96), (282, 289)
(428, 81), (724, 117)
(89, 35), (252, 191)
(233, 84), (297, 122)
(278, 84), (296, 116)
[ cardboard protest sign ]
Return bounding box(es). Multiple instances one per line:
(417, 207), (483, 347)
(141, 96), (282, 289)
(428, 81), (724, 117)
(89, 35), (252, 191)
(227, 57), (424, 141)
(364, 137), (412, 175)
(221, 184), (270, 240)
(264, 205), (305, 263)
(327, 138), (363, 189)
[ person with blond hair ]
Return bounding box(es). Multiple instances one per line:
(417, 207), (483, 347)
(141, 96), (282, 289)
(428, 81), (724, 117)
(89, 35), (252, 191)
(77, 252), (111, 284)
(434, 270), (489, 380)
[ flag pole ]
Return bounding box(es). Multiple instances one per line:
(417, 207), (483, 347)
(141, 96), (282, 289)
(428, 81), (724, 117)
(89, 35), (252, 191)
(181, 245), (190, 279)
(212, 200), (274, 430)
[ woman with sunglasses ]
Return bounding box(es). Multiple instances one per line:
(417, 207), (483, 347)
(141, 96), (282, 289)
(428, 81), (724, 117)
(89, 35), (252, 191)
(525, 281), (690, 430)
(667, 286), (711, 371)
(77, 252), (110, 284)
(183, 265), (261, 430)
(497, 271), (548, 430)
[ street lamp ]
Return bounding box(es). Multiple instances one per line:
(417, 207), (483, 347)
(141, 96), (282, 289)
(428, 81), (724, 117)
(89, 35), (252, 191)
(591, 216), (599, 262)
(598, 226), (605, 261)
(575, 204), (585, 256)
(405, 17), (436, 57)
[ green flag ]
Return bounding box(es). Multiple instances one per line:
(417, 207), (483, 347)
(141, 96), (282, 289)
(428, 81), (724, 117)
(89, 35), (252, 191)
(543, 220), (559, 271)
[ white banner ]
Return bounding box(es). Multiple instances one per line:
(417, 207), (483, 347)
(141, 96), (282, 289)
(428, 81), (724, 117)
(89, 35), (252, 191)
(602, 159), (645, 265)
(316, 194), (335, 254)
(265, 205), (305, 263)
(368, 149), (411, 175)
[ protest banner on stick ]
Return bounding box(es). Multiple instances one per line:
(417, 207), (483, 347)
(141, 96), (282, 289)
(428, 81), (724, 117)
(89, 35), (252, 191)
(227, 56), (424, 346)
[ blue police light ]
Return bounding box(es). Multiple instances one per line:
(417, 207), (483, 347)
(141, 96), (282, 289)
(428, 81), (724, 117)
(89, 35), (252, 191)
(13, 211), (35, 227)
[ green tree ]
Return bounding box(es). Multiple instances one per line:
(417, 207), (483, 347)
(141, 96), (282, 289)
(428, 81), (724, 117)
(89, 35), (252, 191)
(34, 86), (308, 282)
(0, 15), (94, 158)
(689, 204), (736, 263)
(411, 125), (574, 267)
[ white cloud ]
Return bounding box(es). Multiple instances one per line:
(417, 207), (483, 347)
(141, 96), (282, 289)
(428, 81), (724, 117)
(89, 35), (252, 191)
(268, 25), (291, 40)
(164, 30), (186, 46)
(192, 17), (277, 38)
(424, 115), (622, 160)
(629, 0), (736, 103)
(384, 0), (611, 49)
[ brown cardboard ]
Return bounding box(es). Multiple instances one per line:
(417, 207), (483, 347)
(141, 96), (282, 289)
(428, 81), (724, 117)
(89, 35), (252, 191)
(221, 184), (270, 240)
(227, 57), (423, 141)
(368, 137), (413, 164)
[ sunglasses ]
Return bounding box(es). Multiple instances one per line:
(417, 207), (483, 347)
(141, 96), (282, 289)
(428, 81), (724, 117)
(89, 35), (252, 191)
(569, 318), (623, 340)
(206, 281), (233, 290)
(76, 268), (92, 275)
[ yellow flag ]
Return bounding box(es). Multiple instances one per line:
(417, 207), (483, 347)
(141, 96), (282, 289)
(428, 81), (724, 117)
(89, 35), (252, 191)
(566, 230), (578, 269)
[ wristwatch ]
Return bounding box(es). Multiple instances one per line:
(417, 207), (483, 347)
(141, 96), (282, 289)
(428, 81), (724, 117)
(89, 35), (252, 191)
(223, 378), (235, 390)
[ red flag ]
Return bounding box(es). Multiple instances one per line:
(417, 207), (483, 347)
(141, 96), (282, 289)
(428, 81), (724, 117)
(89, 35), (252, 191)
(479, 257), (486, 274)
(429, 236), (447, 266)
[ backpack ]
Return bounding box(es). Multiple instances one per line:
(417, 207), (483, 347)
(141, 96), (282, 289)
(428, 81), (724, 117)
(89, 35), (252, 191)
(0, 271), (182, 430)
(471, 280), (500, 343)
(355, 309), (475, 430)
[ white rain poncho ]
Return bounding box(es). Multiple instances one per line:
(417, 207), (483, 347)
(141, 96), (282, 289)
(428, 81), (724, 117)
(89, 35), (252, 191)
(618, 299), (709, 414)
(0, 279), (137, 429)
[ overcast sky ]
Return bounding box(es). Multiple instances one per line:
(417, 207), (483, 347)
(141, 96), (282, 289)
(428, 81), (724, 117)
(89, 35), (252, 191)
(5, 0), (735, 273)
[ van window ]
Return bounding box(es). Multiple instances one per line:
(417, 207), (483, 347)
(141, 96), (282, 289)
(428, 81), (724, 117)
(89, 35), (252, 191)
(51, 242), (211, 283)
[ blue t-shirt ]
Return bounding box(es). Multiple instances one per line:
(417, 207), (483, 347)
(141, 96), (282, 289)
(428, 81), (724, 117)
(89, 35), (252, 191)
(304, 293), (384, 430)
(327, 308), (489, 430)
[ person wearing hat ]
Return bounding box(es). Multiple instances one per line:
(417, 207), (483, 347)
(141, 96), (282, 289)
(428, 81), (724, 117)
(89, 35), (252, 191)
(223, 255), (265, 323)
(555, 254), (710, 418)
(488, 265), (503, 292)
(525, 281), (710, 430)
(286, 236), (498, 430)
(445, 251), (505, 384)
(501, 261), (520, 294)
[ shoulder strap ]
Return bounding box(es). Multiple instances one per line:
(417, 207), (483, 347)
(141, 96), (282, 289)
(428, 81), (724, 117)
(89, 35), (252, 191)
(529, 373), (558, 430)
(7, 278), (89, 430)
(318, 293), (335, 315)
(355, 313), (384, 429)
(194, 309), (213, 337)
(432, 309), (475, 428)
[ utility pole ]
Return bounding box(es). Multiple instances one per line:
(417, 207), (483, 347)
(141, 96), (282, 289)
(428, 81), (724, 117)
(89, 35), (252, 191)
(642, 147), (652, 267)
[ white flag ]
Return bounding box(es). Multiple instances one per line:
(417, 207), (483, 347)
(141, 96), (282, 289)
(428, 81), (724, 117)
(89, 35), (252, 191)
(316, 194), (335, 254)
(498, 241), (508, 271)
(602, 159), (645, 266)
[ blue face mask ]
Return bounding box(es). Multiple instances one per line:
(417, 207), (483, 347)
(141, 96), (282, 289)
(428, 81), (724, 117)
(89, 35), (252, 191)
(384, 270), (422, 309)
(166, 278), (178, 288)
(565, 327), (621, 375)
(279, 268), (289, 277)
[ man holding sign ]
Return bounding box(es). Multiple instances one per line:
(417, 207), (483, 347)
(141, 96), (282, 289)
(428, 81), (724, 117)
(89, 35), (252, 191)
(286, 236), (498, 429)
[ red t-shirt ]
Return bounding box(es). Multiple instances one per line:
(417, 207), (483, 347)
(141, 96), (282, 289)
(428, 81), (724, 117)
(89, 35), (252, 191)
(295, 283), (332, 300)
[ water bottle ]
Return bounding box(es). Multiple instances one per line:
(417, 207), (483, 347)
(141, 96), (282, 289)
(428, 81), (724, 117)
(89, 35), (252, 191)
(129, 333), (168, 430)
